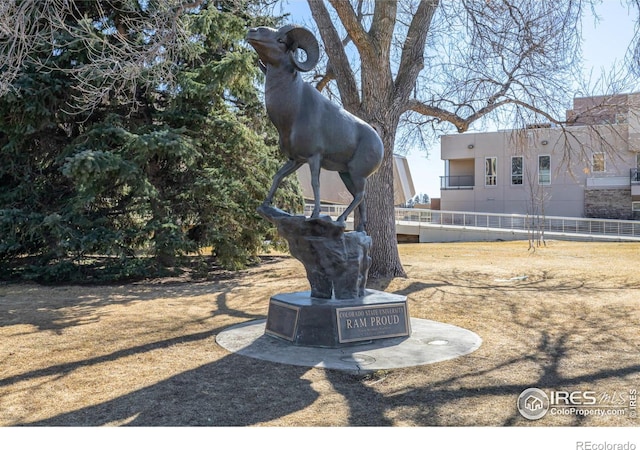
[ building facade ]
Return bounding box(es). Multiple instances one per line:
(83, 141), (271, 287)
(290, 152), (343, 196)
(440, 94), (640, 219)
(297, 154), (416, 206)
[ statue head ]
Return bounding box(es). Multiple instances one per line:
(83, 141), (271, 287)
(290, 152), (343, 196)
(246, 25), (320, 72)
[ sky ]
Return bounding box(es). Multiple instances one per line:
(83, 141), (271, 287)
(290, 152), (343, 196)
(280, 0), (638, 201)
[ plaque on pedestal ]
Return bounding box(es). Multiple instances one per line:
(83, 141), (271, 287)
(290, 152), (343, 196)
(265, 289), (410, 348)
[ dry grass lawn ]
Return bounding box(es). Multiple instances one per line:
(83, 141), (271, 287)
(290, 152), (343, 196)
(0, 240), (639, 427)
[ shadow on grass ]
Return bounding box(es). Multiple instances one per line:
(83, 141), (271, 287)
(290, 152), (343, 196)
(5, 265), (640, 426)
(0, 258), (283, 333)
(25, 353), (317, 426)
(323, 283), (640, 426)
(2, 259), (322, 426)
(324, 359), (640, 426)
(0, 327), (223, 389)
(19, 336), (640, 427)
(11, 317), (640, 426)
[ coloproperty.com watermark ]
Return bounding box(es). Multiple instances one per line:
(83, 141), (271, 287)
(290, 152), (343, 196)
(517, 387), (638, 421)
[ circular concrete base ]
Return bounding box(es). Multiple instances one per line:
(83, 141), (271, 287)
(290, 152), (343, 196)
(216, 318), (482, 372)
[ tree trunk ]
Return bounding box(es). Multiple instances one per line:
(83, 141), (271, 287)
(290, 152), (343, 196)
(307, 0), (427, 280)
(364, 120), (406, 279)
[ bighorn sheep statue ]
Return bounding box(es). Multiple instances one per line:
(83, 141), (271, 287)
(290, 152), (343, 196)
(246, 25), (384, 231)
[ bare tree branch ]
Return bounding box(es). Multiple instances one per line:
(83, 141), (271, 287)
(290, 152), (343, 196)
(0, 0), (215, 112)
(307, 0), (360, 109)
(394, 0), (439, 103)
(327, 0), (374, 58)
(315, 63), (335, 92)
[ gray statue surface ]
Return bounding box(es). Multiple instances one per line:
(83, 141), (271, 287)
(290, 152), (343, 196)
(246, 25), (383, 232)
(246, 24), (412, 347)
(258, 205), (371, 299)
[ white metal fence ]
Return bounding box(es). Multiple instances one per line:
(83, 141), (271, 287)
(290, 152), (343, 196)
(303, 204), (350, 218)
(305, 204), (640, 240)
(396, 209), (640, 240)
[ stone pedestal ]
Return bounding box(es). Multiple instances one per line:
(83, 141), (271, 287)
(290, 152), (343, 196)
(258, 204), (412, 348)
(257, 205), (371, 299)
(265, 289), (411, 348)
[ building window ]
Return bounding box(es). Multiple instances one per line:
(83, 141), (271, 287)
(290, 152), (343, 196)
(485, 157), (497, 186)
(538, 155), (551, 185)
(511, 156), (523, 185)
(592, 152), (606, 172)
(633, 202), (640, 212)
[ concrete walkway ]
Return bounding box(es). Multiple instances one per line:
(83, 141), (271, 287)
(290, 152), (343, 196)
(216, 318), (482, 373)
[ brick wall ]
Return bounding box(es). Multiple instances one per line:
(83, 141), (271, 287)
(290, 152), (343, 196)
(584, 188), (632, 219)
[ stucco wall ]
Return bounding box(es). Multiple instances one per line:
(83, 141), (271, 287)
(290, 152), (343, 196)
(441, 122), (638, 218)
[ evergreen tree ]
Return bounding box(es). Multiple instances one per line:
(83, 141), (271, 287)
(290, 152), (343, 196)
(0, 0), (302, 281)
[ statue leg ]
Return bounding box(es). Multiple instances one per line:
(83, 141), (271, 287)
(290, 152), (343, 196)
(337, 173), (365, 229)
(357, 197), (368, 232)
(264, 159), (303, 205)
(308, 154), (322, 218)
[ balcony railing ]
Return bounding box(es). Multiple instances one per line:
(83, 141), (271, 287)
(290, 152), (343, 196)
(631, 168), (640, 184)
(440, 175), (475, 190)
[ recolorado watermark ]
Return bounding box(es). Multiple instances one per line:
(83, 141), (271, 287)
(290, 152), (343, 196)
(576, 442), (636, 450)
(517, 387), (637, 420)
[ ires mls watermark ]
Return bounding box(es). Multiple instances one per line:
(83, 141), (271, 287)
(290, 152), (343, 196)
(517, 387), (637, 420)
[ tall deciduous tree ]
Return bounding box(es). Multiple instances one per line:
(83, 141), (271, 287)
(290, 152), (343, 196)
(307, 0), (585, 278)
